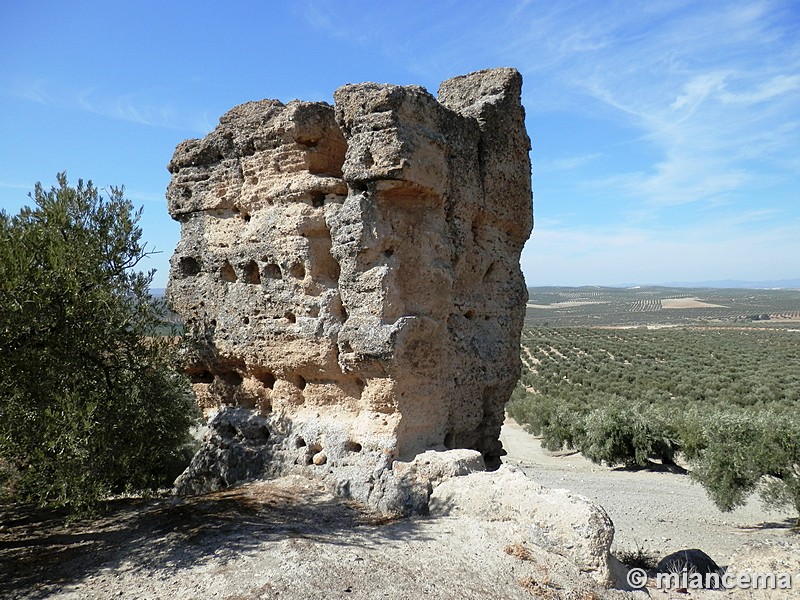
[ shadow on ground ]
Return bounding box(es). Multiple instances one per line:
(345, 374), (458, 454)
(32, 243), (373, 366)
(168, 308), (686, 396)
(610, 460), (688, 475)
(0, 477), (434, 599)
(737, 518), (800, 532)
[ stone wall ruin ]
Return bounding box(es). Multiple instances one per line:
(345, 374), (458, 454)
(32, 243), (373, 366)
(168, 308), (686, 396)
(167, 67), (533, 513)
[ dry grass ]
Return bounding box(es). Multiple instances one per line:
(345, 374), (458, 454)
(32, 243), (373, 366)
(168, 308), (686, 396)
(616, 544), (658, 570)
(517, 575), (565, 599)
(504, 541), (535, 561)
(517, 576), (553, 598)
(512, 555), (568, 599)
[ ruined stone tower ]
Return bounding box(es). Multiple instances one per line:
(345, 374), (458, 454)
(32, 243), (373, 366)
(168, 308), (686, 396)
(167, 68), (532, 513)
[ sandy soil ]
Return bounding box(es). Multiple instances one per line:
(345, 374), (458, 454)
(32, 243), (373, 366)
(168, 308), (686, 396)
(0, 474), (620, 600)
(660, 298), (727, 309)
(1, 420), (796, 599)
(500, 418), (797, 565)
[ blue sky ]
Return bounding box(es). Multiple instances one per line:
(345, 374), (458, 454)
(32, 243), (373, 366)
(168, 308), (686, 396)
(1, 1), (798, 287)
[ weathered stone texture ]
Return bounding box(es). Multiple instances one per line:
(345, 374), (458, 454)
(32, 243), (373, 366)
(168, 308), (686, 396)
(429, 465), (617, 586)
(167, 68), (532, 513)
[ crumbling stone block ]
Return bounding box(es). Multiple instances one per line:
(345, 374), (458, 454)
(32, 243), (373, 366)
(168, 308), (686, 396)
(167, 68), (533, 513)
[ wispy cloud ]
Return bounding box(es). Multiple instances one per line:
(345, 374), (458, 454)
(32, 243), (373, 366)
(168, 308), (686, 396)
(720, 74), (800, 105)
(535, 153), (602, 174)
(76, 88), (211, 133)
(299, 1), (346, 39)
(670, 72), (730, 111)
(6, 79), (211, 134)
(0, 180), (33, 191)
(125, 190), (165, 205)
(499, 0), (800, 214)
(7, 79), (51, 104)
(590, 157), (752, 208)
(523, 213), (800, 285)
(296, 0), (370, 45)
(295, 1), (799, 286)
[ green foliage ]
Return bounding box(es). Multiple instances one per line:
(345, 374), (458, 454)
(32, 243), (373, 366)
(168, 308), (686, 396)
(0, 173), (199, 516)
(525, 286), (800, 327)
(580, 401), (678, 467)
(689, 410), (800, 517)
(511, 326), (800, 518)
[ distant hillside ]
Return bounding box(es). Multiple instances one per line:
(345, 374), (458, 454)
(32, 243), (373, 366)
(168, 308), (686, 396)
(525, 285), (800, 327)
(604, 279), (800, 289)
(658, 279), (800, 289)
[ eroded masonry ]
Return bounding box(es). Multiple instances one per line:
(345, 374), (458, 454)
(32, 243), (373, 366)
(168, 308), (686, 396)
(167, 68), (533, 513)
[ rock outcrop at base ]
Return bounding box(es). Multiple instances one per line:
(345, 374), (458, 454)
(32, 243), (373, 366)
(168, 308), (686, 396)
(430, 465), (618, 586)
(727, 540), (800, 598)
(166, 68), (532, 514)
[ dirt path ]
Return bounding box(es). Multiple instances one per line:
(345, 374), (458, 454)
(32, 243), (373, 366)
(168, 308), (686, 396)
(500, 417), (798, 565)
(0, 474), (626, 600)
(2, 423), (797, 599)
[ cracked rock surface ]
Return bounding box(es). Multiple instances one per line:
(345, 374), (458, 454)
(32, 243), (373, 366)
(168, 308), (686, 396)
(167, 68), (532, 514)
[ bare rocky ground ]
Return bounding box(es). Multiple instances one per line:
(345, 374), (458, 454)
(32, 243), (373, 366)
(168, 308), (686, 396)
(0, 475), (621, 600)
(1, 419), (797, 599)
(500, 418), (798, 566)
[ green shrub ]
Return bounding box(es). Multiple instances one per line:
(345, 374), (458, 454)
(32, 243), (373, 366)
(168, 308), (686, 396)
(507, 387), (585, 451)
(689, 410), (800, 518)
(579, 401), (678, 467)
(511, 326), (800, 520)
(540, 401), (586, 452)
(0, 173), (199, 516)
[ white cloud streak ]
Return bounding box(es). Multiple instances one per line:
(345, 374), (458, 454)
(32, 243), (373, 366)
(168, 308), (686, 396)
(123, 190), (165, 205)
(534, 153), (602, 174)
(75, 88), (211, 134)
(0, 181), (33, 191)
(295, 0), (800, 283)
(523, 215), (800, 286)
(6, 79), (211, 134)
(509, 0), (800, 212)
(297, 1), (799, 218)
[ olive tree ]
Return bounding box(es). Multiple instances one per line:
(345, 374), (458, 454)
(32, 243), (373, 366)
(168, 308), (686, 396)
(688, 410), (800, 522)
(0, 173), (198, 515)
